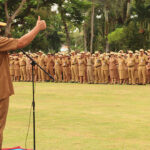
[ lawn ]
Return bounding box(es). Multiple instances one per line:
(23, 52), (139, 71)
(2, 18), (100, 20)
(3, 82), (150, 150)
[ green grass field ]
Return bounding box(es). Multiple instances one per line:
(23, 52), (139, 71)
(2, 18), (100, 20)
(3, 82), (150, 150)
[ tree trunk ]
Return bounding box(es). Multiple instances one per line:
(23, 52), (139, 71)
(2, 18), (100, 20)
(106, 38), (109, 53)
(5, 18), (12, 37)
(4, 0), (26, 37)
(90, 1), (95, 53)
(62, 18), (71, 52)
(83, 23), (87, 52)
(104, 7), (109, 52)
(59, 5), (71, 52)
(126, 0), (131, 20)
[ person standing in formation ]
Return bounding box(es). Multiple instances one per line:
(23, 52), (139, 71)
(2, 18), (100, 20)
(9, 49), (150, 85)
(101, 54), (109, 84)
(40, 54), (46, 82)
(71, 51), (78, 83)
(138, 49), (148, 85)
(37, 51), (42, 81)
(19, 52), (27, 81)
(54, 54), (62, 82)
(62, 54), (70, 82)
(126, 51), (135, 85)
(94, 51), (102, 84)
(26, 53), (31, 82)
(86, 52), (94, 84)
(0, 16), (46, 149)
(118, 53), (126, 84)
(9, 56), (15, 81)
(33, 54), (38, 82)
(109, 52), (117, 84)
(134, 53), (139, 84)
(78, 53), (86, 84)
(14, 56), (20, 82)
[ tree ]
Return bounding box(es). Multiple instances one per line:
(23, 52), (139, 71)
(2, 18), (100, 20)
(90, 0), (95, 53)
(4, 0), (27, 37)
(48, 0), (91, 52)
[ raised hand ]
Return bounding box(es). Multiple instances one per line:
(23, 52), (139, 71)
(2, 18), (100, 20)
(36, 16), (46, 31)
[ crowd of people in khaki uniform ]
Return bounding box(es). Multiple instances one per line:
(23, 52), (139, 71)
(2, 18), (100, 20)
(9, 49), (150, 85)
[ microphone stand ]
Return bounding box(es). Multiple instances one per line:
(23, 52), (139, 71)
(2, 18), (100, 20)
(21, 49), (54, 150)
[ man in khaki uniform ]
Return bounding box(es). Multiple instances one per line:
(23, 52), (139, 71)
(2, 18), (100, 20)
(138, 49), (148, 85)
(146, 55), (150, 84)
(67, 54), (71, 81)
(101, 54), (109, 84)
(46, 53), (54, 81)
(78, 53), (86, 84)
(26, 53), (31, 82)
(94, 51), (101, 84)
(33, 54), (38, 82)
(14, 56), (20, 81)
(62, 54), (70, 82)
(39, 54), (46, 81)
(9, 56), (15, 81)
(19, 53), (27, 81)
(118, 53), (126, 84)
(0, 17), (46, 149)
(126, 51), (135, 85)
(71, 51), (78, 83)
(37, 51), (43, 81)
(109, 52), (117, 84)
(86, 52), (94, 84)
(134, 53), (139, 84)
(54, 54), (62, 82)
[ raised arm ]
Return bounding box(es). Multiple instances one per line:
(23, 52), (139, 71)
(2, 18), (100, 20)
(17, 16), (46, 49)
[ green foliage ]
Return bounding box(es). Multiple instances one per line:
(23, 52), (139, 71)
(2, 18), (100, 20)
(1, 0), (150, 52)
(108, 28), (125, 43)
(108, 21), (150, 51)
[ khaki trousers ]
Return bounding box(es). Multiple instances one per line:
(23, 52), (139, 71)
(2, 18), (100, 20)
(55, 68), (62, 82)
(138, 66), (146, 84)
(71, 65), (78, 82)
(26, 68), (31, 81)
(102, 70), (109, 83)
(94, 67), (101, 83)
(41, 66), (46, 81)
(63, 67), (69, 82)
(0, 97), (9, 149)
(20, 66), (27, 81)
(128, 67), (135, 84)
(46, 66), (54, 81)
(87, 66), (94, 83)
(38, 67), (41, 81)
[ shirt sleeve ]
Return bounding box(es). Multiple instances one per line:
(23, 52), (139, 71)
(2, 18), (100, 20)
(0, 37), (18, 52)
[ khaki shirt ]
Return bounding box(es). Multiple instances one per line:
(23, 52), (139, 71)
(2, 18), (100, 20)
(14, 59), (20, 69)
(71, 56), (78, 65)
(118, 58), (125, 71)
(39, 55), (45, 67)
(0, 37), (18, 99)
(101, 58), (109, 70)
(138, 55), (147, 66)
(87, 57), (93, 66)
(55, 58), (62, 69)
(109, 58), (117, 70)
(62, 58), (69, 67)
(126, 56), (135, 67)
(19, 57), (26, 66)
(94, 57), (101, 67)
